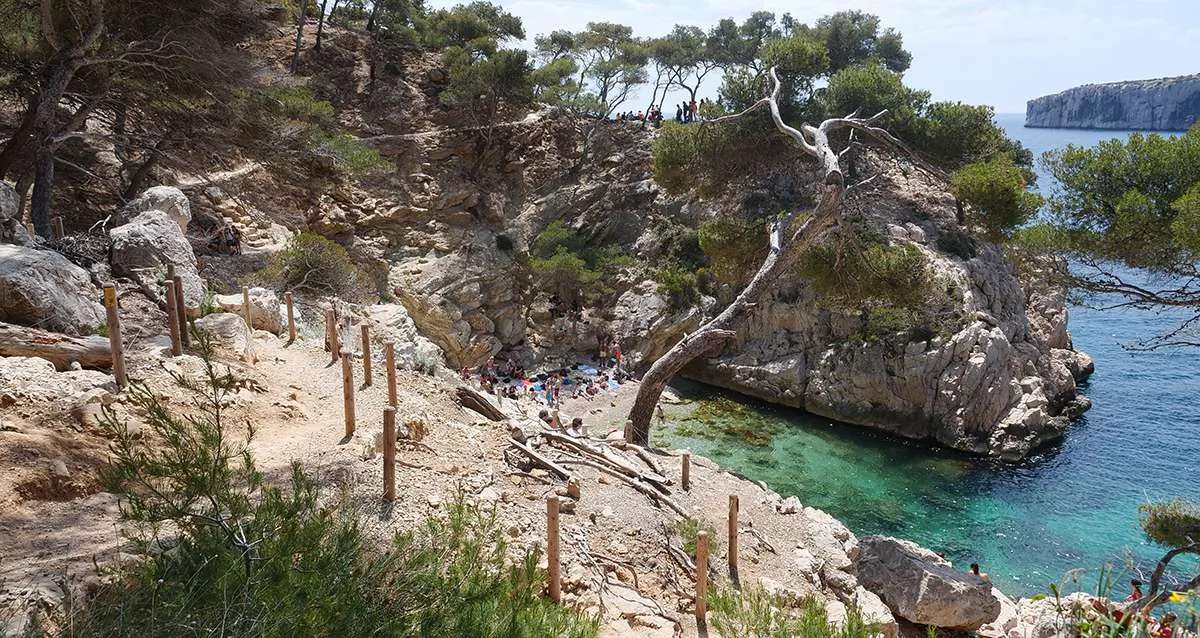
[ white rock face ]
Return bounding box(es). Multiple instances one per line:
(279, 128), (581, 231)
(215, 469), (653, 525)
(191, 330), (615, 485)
(194, 313), (252, 355)
(367, 303), (445, 369)
(110, 210), (203, 307)
(1026, 74), (1200, 130)
(215, 287), (282, 334)
(0, 356), (116, 404)
(855, 536), (1001, 630)
(121, 185), (192, 231)
(0, 244), (105, 334)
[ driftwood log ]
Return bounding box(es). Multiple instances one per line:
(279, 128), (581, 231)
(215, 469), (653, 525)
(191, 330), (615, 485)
(508, 438), (572, 481)
(0, 321), (112, 370)
(626, 67), (946, 444)
(457, 386), (507, 421)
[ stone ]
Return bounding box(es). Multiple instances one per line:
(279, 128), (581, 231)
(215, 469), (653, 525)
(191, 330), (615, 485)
(110, 211), (203, 307)
(193, 313), (252, 355)
(215, 287), (282, 334)
(855, 536), (1001, 630)
(367, 303), (445, 370)
(0, 245), (105, 334)
(0, 180), (32, 245)
(0, 356), (116, 404)
(121, 185), (192, 231)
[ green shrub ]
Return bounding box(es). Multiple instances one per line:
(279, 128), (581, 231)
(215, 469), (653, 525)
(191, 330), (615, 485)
(674, 518), (719, 560)
(62, 342), (598, 637)
(250, 232), (373, 302)
(949, 156), (1043, 242)
(653, 263), (701, 308)
(265, 85), (337, 128)
(698, 216), (769, 285)
(526, 222), (633, 308)
(312, 131), (388, 177)
(708, 585), (880, 638)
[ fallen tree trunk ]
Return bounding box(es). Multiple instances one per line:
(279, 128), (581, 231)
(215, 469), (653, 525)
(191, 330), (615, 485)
(0, 321), (112, 370)
(541, 429), (670, 491)
(457, 385), (506, 421)
(508, 438), (572, 481)
(626, 67), (944, 445)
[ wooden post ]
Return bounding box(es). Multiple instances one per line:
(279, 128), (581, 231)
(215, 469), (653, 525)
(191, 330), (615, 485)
(241, 286), (253, 330)
(695, 530), (709, 622)
(326, 308), (339, 362)
(547, 496), (561, 603)
(361, 324), (372, 386)
(383, 406), (396, 501)
(102, 284), (127, 389)
(384, 341), (398, 407)
(163, 281), (182, 356)
(341, 349), (355, 437)
(285, 292), (296, 343)
(623, 418), (633, 443)
(728, 494), (739, 575)
(172, 275), (189, 347)
(51, 217), (64, 239)
(682, 452), (691, 491)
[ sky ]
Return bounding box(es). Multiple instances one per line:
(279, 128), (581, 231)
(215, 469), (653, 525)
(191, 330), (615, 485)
(427, 0), (1200, 114)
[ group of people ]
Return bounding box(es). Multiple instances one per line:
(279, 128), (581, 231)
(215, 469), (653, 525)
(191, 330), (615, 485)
(1102, 579), (1190, 638)
(615, 106), (665, 125)
(674, 97), (715, 123)
(460, 339), (632, 414)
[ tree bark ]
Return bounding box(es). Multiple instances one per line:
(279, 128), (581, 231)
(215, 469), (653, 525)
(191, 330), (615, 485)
(290, 0), (308, 73)
(315, 0), (336, 52)
(29, 148), (55, 237)
(625, 67), (943, 445)
(0, 95), (40, 179)
(0, 322), (112, 370)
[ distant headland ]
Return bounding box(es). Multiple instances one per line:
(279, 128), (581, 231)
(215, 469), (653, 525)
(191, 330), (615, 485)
(1025, 74), (1200, 131)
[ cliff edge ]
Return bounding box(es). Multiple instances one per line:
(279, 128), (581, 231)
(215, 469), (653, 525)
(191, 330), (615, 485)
(1025, 74), (1200, 131)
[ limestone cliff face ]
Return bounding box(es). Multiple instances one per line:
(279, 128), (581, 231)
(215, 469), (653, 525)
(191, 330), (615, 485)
(1026, 75), (1200, 131)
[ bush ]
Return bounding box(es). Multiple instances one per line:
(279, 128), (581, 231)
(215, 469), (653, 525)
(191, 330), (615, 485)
(673, 518), (719, 560)
(653, 263), (701, 307)
(526, 222), (633, 308)
(708, 586), (880, 638)
(698, 216), (769, 285)
(950, 156), (1043, 242)
(250, 232), (374, 302)
(62, 343), (599, 637)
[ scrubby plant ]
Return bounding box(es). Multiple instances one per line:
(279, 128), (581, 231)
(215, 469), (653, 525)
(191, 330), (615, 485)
(674, 518), (720, 559)
(698, 216), (769, 286)
(525, 222), (634, 308)
(250, 232), (374, 302)
(950, 156), (1043, 242)
(653, 263), (702, 308)
(707, 586), (880, 638)
(56, 341), (598, 637)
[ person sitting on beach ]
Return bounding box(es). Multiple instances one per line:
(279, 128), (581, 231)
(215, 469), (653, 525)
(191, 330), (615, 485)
(568, 417), (585, 437)
(970, 563), (991, 583)
(1156, 612), (1177, 638)
(1125, 579), (1144, 603)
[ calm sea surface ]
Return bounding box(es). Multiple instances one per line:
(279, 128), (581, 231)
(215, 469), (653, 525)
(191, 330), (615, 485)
(658, 113), (1200, 597)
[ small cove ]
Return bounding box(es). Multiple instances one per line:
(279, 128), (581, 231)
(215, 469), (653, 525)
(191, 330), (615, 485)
(656, 114), (1200, 597)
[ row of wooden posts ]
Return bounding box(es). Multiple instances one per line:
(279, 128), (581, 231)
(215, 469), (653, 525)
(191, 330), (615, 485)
(134, 283), (733, 623)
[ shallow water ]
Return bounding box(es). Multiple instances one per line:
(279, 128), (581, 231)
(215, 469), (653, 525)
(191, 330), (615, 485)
(656, 115), (1200, 597)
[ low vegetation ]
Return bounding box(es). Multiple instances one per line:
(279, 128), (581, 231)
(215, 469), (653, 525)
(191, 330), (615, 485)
(708, 586), (880, 638)
(524, 222), (634, 309)
(42, 342), (599, 637)
(949, 156), (1043, 242)
(249, 232), (377, 302)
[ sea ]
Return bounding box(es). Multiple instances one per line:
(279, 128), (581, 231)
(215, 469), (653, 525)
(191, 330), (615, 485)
(658, 112), (1200, 598)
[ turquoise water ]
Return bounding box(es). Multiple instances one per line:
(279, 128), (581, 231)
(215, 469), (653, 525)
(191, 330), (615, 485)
(658, 115), (1200, 597)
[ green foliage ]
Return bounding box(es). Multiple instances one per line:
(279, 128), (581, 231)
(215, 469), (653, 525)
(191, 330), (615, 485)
(822, 63), (928, 137)
(653, 263), (702, 307)
(526, 222), (633, 308)
(707, 585), (880, 638)
(265, 85), (338, 127)
(915, 101), (1019, 169)
(250, 232), (374, 301)
(68, 344), (598, 637)
(698, 216), (769, 285)
(535, 22), (647, 117)
(950, 156), (1043, 241)
(797, 220), (959, 343)
(815, 10), (911, 73)
(417, 1), (525, 53)
(1139, 499), (1200, 548)
(1042, 126), (1200, 272)
(312, 131), (388, 176)
(674, 518), (720, 559)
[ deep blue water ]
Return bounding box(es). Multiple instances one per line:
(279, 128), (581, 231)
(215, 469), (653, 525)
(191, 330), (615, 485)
(658, 114), (1200, 598)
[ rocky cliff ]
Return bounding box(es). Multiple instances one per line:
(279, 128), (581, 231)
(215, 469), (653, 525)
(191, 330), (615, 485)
(1026, 74), (1200, 130)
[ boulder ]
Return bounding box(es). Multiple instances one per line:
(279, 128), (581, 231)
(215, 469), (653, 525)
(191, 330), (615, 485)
(121, 185), (191, 231)
(109, 210), (203, 307)
(0, 180), (32, 245)
(0, 356), (116, 405)
(215, 287), (283, 334)
(855, 536), (1001, 630)
(367, 303), (446, 370)
(193, 313), (251, 355)
(0, 244), (105, 334)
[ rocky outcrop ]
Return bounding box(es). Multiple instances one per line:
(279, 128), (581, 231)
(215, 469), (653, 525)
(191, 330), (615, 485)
(0, 181), (33, 246)
(0, 244), (105, 334)
(855, 536), (1001, 630)
(1026, 74), (1200, 130)
(367, 303), (445, 370)
(193, 313), (252, 355)
(215, 287), (283, 334)
(119, 185), (191, 231)
(109, 210), (203, 307)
